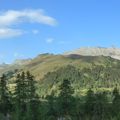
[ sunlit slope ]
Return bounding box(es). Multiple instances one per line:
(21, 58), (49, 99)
(37, 55), (120, 96)
(0, 53), (119, 80)
(24, 54), (117, 80)
(0, 53), (120, 96)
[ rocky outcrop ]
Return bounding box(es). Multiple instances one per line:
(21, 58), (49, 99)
(64, 47), (120, 60)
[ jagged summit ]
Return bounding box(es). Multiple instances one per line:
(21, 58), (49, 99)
(64, 47), (120, 60)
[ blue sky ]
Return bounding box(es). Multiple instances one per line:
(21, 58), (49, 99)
(0, 0), (120, 63)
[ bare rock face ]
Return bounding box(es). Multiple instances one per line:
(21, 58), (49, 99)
(64, 47), (120, 60)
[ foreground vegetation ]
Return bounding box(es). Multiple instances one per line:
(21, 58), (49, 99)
(0, 71), (120, 120)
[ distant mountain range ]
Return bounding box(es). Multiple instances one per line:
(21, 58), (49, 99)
(64, 47), (120, 60)
(0, 47), (120, 79)
(1, 47), (120, 96)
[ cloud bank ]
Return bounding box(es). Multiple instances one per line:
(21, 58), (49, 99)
(0, 9), (57, 38)
(0, 9), (57, 27)
(0, 28), (23, 38)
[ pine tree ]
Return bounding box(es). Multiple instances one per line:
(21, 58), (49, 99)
(14, 71), (31, 120)
(14, 71), (40, 120)
(85, 88), (95, 120)
(112, 87), (120, 118)
(46, 91), (57, 120)
(26, 71), (36, 101)
(92, 92), (109, 120)
(25, 71), (40, 120)
(58, 79), (74, 119)
(0, 74), (11, 118)
(14, 73), (23, 120)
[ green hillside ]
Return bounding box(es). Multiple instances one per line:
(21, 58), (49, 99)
(25, 54), (119, 80)
(1, 53), (120, 97)
(1, 54), (120, 120)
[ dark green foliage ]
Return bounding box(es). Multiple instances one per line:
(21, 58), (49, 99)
(25, 71), (40, 120)
(46, 91), (57, 120)
(14, 72), (27, 120)
(39, 64), (120, 96)
(0, 74), (12, 116)
(1, 67), (120, 119)
(112, 87), (120, 119)
(85, 89), (95, 119)
(13, 71), (40, 120)
(57, 79), (74, 119)
(92, 92), (109, 120)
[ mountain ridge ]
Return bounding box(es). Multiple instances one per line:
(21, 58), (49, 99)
(0, 47), (120, 80)
(64, 47), (120, 60)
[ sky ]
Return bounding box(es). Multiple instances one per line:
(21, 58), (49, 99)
(0, 0), (120, 63)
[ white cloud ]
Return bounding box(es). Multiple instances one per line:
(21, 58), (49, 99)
(32, 29), (39, 34)
(0, 9), (57, 27)
(0, 28), (23, 38)
(0, 9), (57, 38)
(46, 38), (54, 43)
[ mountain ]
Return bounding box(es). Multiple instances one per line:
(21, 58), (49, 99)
(38, 55), (120, 96)
(6, 52), (118, 80)
(0, 47), (120, 79)
(64, 47), (120, 60)
(1, 47), (120, 96)
(0, 47), (120, 96)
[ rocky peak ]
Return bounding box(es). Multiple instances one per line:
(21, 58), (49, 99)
(64, 47), (120, 60)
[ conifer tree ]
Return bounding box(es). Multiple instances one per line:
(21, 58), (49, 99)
(93, 92), (109, 120)
(14, 73), (24, 120)
(58, 79), (74, 119)
(14, 71), (40, 120)
(0, 74), (11, 118)
(25, 71), (40, 120)
(14, 71), (32, 120)
(85, 88), (95, 119)
(14, 72), (27, 120)
(46, 91), (57, 120)
(112, 87), (120, 118)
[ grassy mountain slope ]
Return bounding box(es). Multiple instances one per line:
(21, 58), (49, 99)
(24, 54), (118, 80)
(1, 53), (120, 96)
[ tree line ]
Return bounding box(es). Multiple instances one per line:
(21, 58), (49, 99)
(0, 71), (120, 120)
